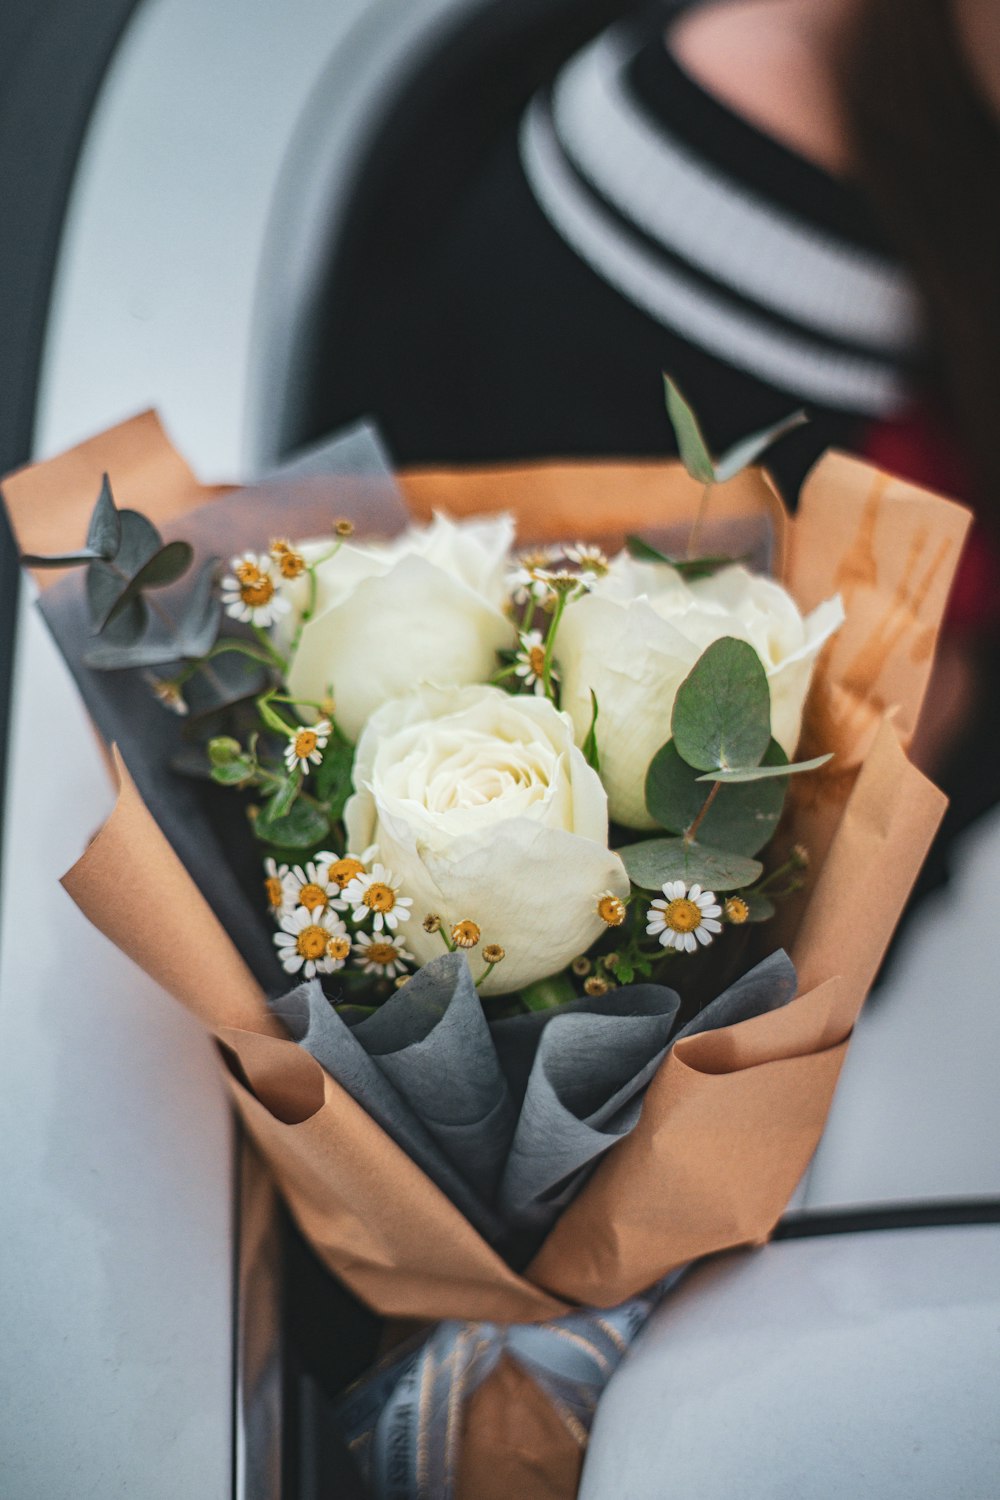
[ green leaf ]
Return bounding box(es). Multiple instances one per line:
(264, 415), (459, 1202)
(177, 558), (222, 658)
(582, 689), (601, 773)
(210, 758), (256, 787)
(208, 736), (243, 767)
(672, 637), (771, 772)
(664, 374), (715, 484)
(743, 891), (775, 922)
(645, 737), (788, 856)
(714, 410), (809, 484)
(254, 797), (329, 850)
(20, 547), (106, 568)
(619, 836), (762, 892)
(613, 957), (635, 985)
(84, 595), (149, 654)
(266, 776), (300, 822)
(86, 511), (163, 630)
(696, 752), (833, 784)
(315, 733), (355, 823)
(99, 540), (194, 631)
(520, 974), (576, 1011)
(625, 535), (739, 580)
(86, 474), (122, 559)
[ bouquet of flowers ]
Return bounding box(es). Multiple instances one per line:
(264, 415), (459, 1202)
(2, 385), (969, 1500)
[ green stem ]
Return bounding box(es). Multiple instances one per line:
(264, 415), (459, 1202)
(687, 480), (715, 558)
(684, 778), (722, 843)
(251, 624), (287, 674)
(542, 592), (568, 701)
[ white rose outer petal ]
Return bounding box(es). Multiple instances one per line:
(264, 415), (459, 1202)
(287, 553), (514, 742)
(343, 683), (629, 994)
(557, 563), (844, 830)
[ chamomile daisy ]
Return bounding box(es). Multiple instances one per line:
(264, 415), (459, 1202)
(646, 881), (723, 953)
(565, 543), (609, 576)
(284, 720), (332, 774)
(273, 905), (351, 978)
(513, 630), (556, 696)
(354, 931), (414, 979)
(220, 551), (290, 627)
(283, 860), (343, 915)
(343, 864), (413, 932)
(313, 849), (373, 892)
(263, 857), (290, 918)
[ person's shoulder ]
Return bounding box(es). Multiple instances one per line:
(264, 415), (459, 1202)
(669, 0), (851, 175)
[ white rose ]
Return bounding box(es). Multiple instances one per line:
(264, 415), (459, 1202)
(281, 512), (516, 741)
(557, 558), (844, 829)
(343, 684), (630, 995)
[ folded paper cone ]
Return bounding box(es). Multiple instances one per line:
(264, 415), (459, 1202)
(3, 414), (971, 1500)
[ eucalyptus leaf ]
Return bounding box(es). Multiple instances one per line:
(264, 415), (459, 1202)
(696, 752), (833, 783)
(672, 637), (771, 772)
(20, 547), (105, 569)
(582, 689), (601, 773)
(664, 374), (715, 484)
(254, 797), (330, 850)
(714, 410), (808, 484)
(625, 535), (739, 579)
(100, 540), (194, 631)
(177, 556), (222, 657)
(83, 633), (182, 669)
(85, 474), (123, 559)
(619, 836), (762, 892)
(86, 510), (164, 630)
(645, 737), (788, 856)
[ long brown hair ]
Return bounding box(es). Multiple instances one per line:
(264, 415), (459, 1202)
(840, 0), (1000, 512)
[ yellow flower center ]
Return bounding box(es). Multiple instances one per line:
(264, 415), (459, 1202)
(235, 559), (260, 583)
(366, 941), (399, 966)
(363, 882), (396, 914)
(264, 875), (284, 909)
(725, 897), (750, 925)
(293, 729), (318, 758)
(597, 895), (626, 927)
(328, 857), (365, 889)
(240, 574), (275, 607)
(664, 897), (702, 933)
(296, 925), (328, 961)
(326, 935), (351, 961)
(451, 920), (481, 949)
(298, 882), (327, 911)
(528, 645), (546, 676)
(278, 551), (306, 579)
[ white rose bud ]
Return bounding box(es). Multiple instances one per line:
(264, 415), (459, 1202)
(280, 513), (516, 741)
(343, 684), (630, 994)
(557, 558), (844, 829)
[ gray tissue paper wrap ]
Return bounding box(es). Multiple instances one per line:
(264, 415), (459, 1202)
(269, 949), (798, 1267)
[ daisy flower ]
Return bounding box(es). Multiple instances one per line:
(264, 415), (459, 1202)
(314, 848), (374, 892)
(565, 542), (609, 577)
(269, 538), (308, 579)
(283, 860), (343, 915)
(274, 905), (351, 978)
(284, 719), (332, 775)
(263, 857), (290, 918)
(343, 863), (414, 932)
(354, 931), (414, 980)
(646, 881), (723, 953)
(596, 891), (627, 927)
(220, 551), (290, 627)
(507, 561), (557, 607)
(513, 630), (556, 696)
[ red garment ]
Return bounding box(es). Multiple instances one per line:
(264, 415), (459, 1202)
(863, 408), (1000, 635)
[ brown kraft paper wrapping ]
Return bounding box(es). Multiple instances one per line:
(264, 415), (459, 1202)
(3, 415), (971, 1499)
